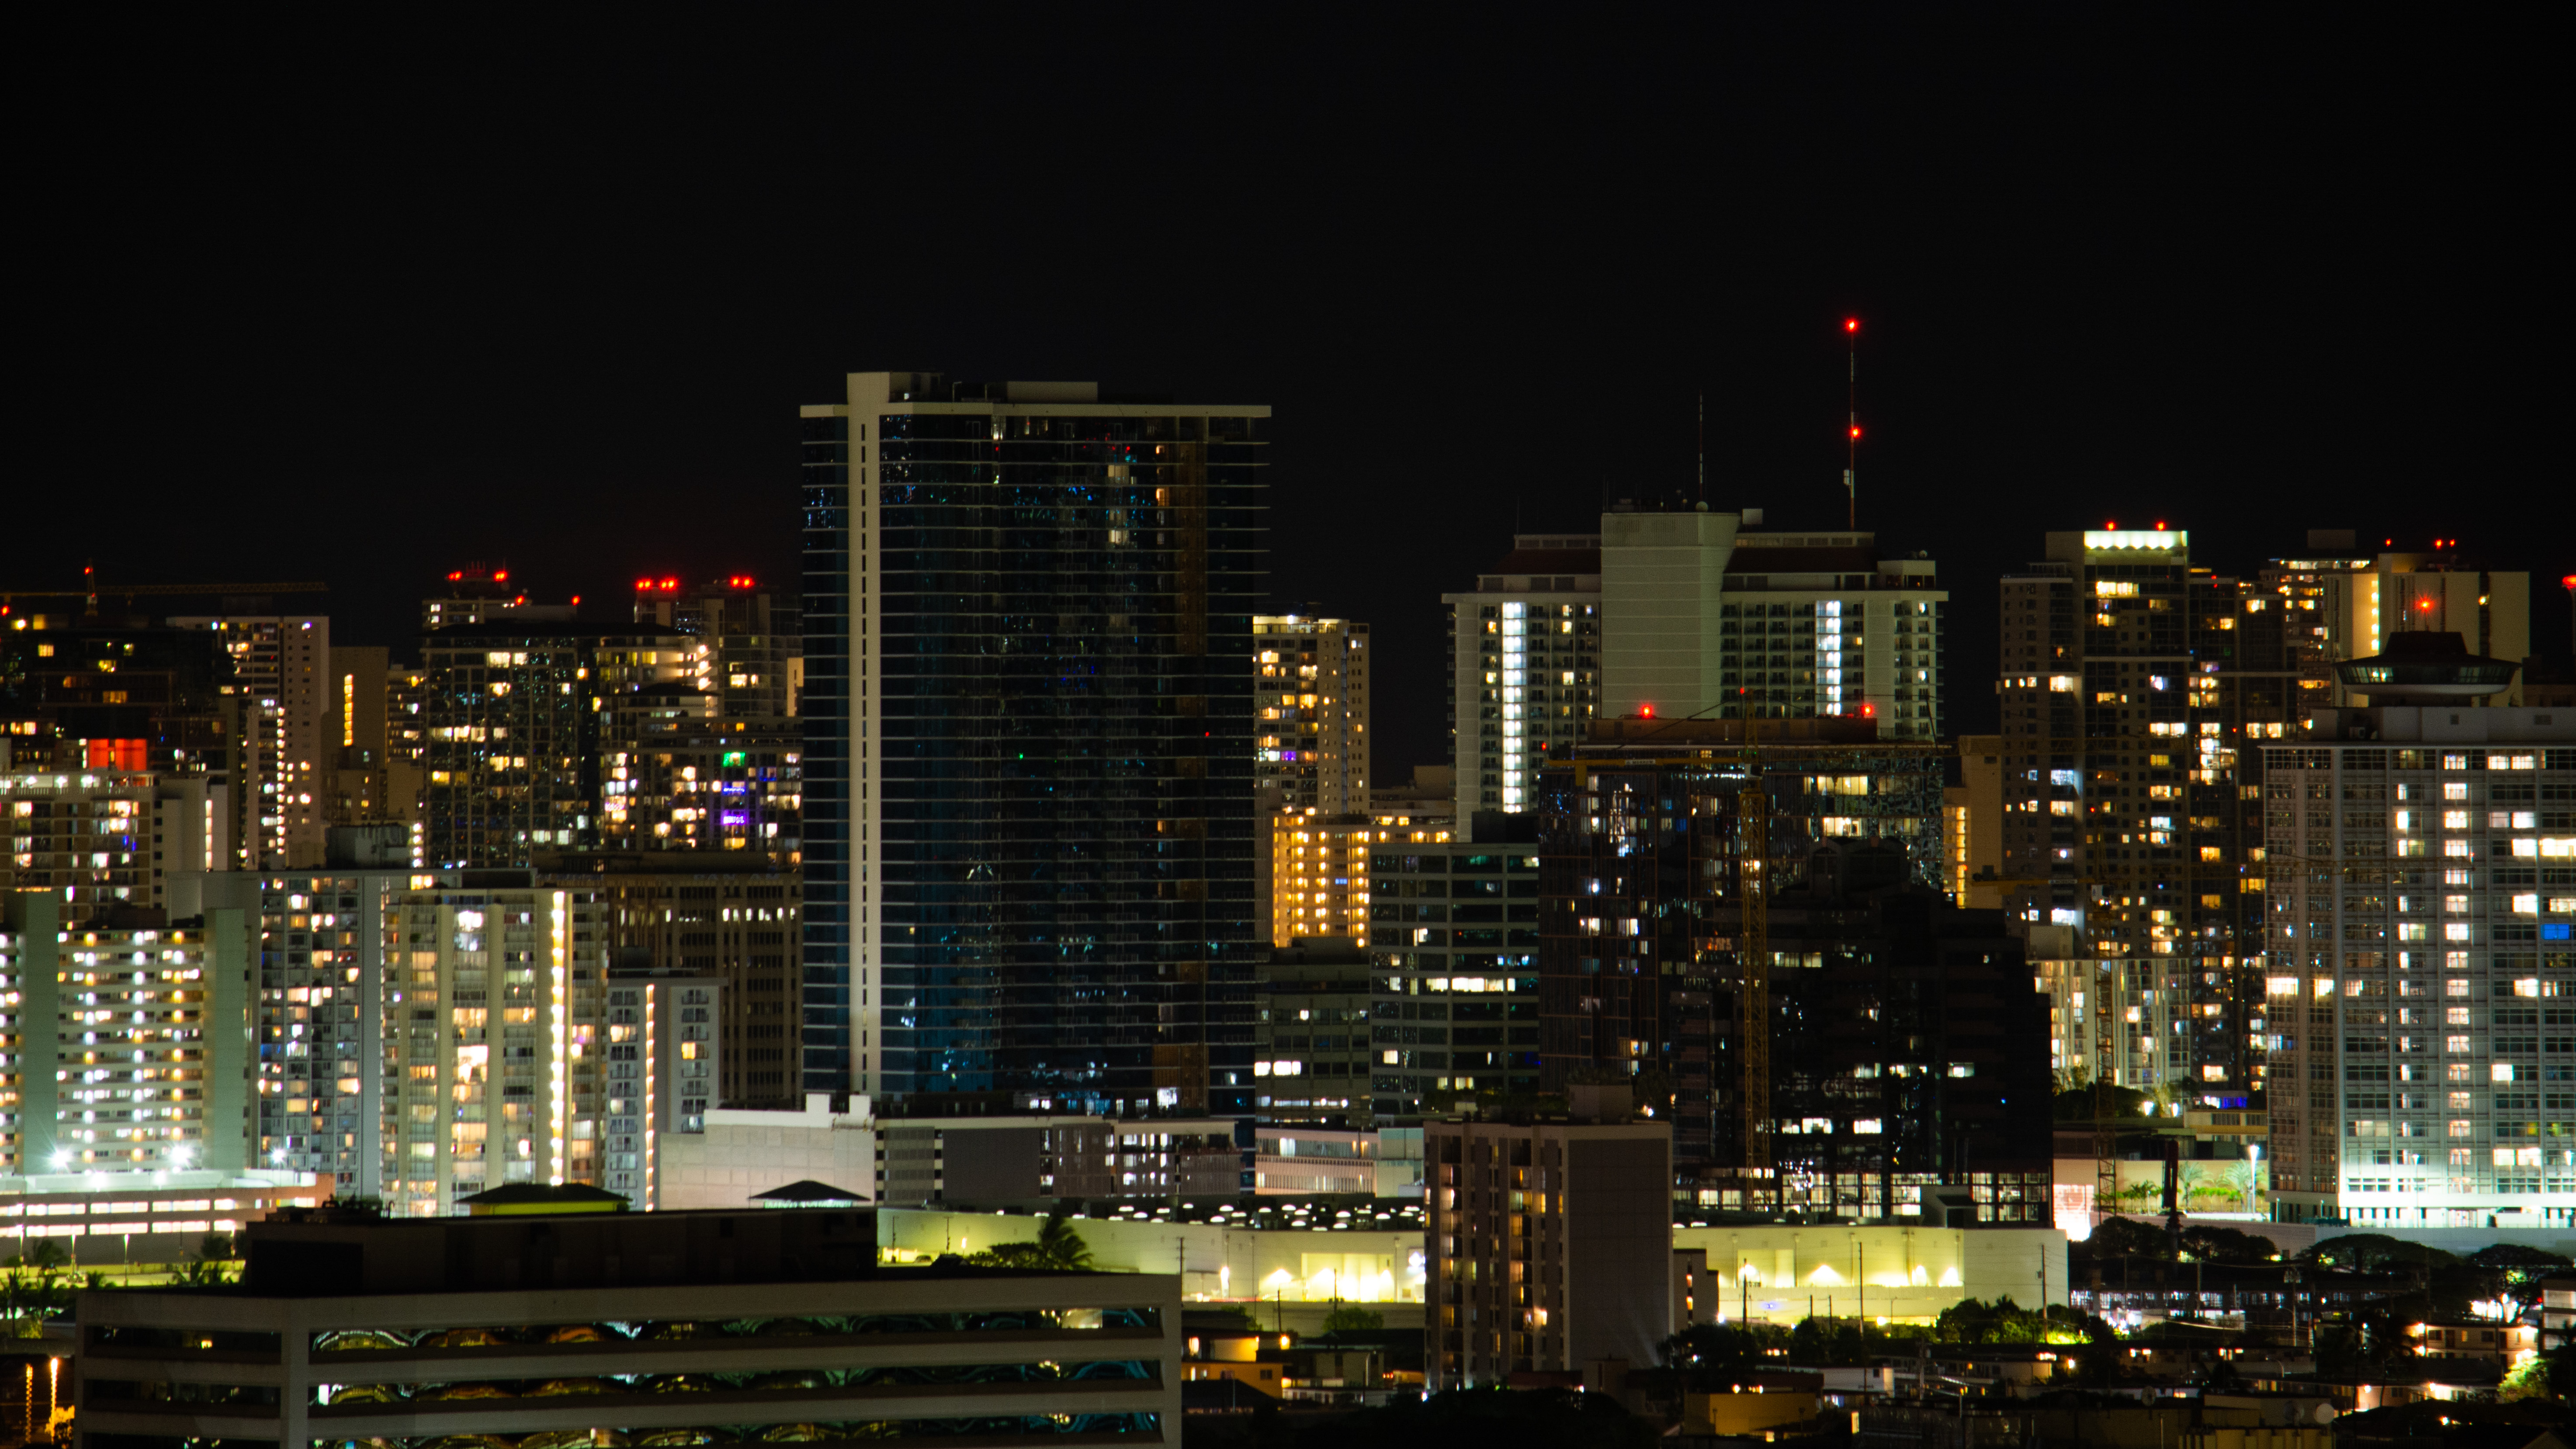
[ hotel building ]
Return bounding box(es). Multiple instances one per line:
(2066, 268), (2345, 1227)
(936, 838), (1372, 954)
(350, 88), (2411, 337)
(2, 766), (218, 918)
(1446, 509), (1945, 832)
(800, 373), (1265, 1114)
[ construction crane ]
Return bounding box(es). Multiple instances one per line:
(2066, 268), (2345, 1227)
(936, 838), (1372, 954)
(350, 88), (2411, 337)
(0, 565), (326, 615)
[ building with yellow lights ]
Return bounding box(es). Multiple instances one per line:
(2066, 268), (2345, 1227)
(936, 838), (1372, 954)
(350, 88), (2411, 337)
(172, 613), (331, 868)
(2261, 534), (2531, 707)
(1, 766), (219, 919)
(0, 892), (251, 1176)
(602, 968), (721, 1208)
(1269, 811), (1373, 947)
(1253, 614), (1369, 814)
(379, 882), (615, 1217)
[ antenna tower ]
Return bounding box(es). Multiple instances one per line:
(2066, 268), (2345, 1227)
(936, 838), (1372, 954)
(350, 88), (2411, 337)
(1844, 318), (1860, 529)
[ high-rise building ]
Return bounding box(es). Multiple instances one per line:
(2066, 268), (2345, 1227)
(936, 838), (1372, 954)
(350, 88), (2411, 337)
(1597, 507), (1947, 739)
(0, 893), (252, 1176)
(1253, 936), (1375, 1126)
(600, 725), (803, 859)
(633, 574), (802, 721)
(1443, 534), (1603, 823)
(1992, 529), (2296, 1102)
(2262, 535), (2532, 708)
(0, 615), (239, 794)
(420, 564), (574, 631)
(379, 880), (613, 1217)
(1252, 612), (1369, 814)
(1702, 844), (2056, 1222)
(2264, 698), (2574, 1226)
(1267, 810), (1372, 947)
(2, 766), (219, 917)
(1444, 510), (1948, 831)
(544, 853), (801, 1109)
(602, 968), (722, 1207)
(1533, 717), (1948, 1182)
(171, 613), (331, 868)
(419, 619), (694, 867)
(199, 866), (455, 1196)
(319, 644), (426, 862)
(799, 372), (1266, 1114)
(1944, 734), (2005, 908)
(1425, 1100), (1671, 1390)
(1366, 816), (1543, 1120)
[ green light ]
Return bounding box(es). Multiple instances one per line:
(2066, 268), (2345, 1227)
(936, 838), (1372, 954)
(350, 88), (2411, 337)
(721, 751), (746, 766)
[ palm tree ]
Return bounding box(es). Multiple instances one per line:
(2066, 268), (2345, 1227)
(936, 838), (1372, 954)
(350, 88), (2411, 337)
(1033, 1207), (1093, 1271)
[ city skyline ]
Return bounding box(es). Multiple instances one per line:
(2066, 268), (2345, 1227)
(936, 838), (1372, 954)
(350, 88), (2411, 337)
(17, 16), (2563, 785)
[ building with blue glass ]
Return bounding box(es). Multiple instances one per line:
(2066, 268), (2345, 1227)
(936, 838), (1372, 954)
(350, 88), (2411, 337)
(800, 374), (1267, 1115)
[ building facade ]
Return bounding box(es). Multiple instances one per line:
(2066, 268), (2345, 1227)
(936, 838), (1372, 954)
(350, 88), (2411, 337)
(171, 613), (331, 868)
(548, 854), (799, 1109)
(602, 969), (720, 1207)
(1992, 529), (2294, 1103)
(1443, 534), (1603, 823)
(633, 574), (801, 720)
(2263, 707), (2575, 1226)
(2, 766), (218, 918)
(76, 1208), (1182, 1449)
(1533, 719), (1948, 1182)
(1252, 613), (1369, 815)
(420, 620), (695, 867)
(0, 893), (251, 1176)
(1366, 819), (1544, 1120)
(1254, 936), (1375, 1125)
(800, 373), (1265, 1114)
(199, 868), (453, 1197)
(1425, 1113), (1672, 1390)
(378, 881), (613, 1217)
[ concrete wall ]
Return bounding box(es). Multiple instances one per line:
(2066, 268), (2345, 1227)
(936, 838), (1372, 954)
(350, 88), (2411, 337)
(1673, 1224), (2068, 1324)
(656, 1102), (876, 1210)
(1567, 1133), (1673, 1371)
(1601, 510), (1736, 719)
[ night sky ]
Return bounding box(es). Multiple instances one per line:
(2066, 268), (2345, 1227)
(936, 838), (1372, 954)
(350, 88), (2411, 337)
(24, 14), (2564, 775)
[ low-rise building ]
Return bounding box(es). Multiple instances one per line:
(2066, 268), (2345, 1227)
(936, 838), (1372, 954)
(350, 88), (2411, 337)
(75, 1203), (1181, 1446)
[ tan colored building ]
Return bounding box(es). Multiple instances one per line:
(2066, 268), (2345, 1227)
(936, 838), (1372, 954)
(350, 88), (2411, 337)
(541, 853), (800, 1109)
(1426, 1108), (1671, 1390)
(1944, 733), (2005, 908)
(171, 613), (331, 868)
(380, 882), (613, 1217)
(1269, 810), (1373, 947)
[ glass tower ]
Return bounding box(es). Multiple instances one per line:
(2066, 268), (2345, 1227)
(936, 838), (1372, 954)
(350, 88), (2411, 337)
(801, 373), (1267, 1115)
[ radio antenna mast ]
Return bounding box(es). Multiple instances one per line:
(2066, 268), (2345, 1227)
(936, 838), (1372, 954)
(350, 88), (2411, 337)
(1843, 317), (1860, 529)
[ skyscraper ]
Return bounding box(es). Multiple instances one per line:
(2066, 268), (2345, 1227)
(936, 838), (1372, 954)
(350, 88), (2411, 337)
(1443, 508), (1947, 831)
(171, 613), (331, 868)
(1442, 534), (1602, 822)
(2263, 535), (2532, 708)
(1251, 612), (1369, 813)
(419, 618), (693, 867)
(2262, 649), (2573, 1227)
(800, 373), (1266, 1114)
(1992, 528), (2290, 1101)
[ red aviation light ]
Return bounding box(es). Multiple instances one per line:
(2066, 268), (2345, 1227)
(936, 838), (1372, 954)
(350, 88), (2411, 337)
(635, 579), (654, 591)
(1640, 704), (1655, 719)
(1844, 318), (1858, 333)
(494, 571), (508, 582)
(1862, 702), (1875, 717)
(2562, 574), (2576, 590)
(1849, 425), (1862, 439)
(2105, 520), (2116, 529)
(2154, 520), (2167, 530)
(447, 572), (463, 582)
